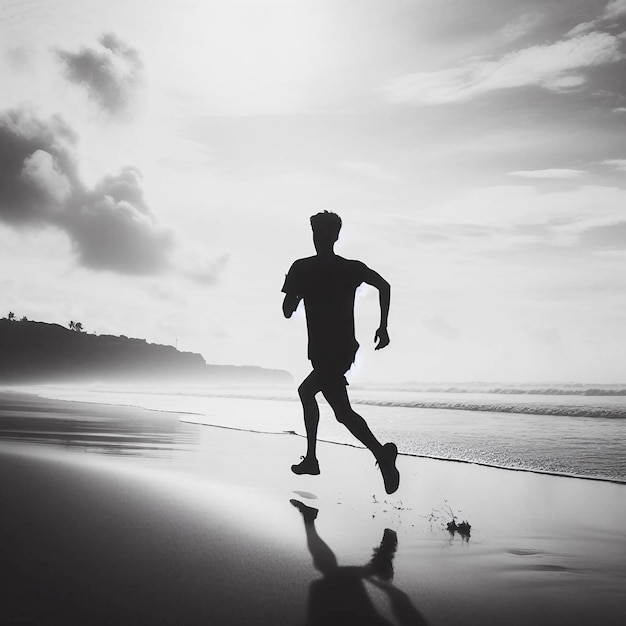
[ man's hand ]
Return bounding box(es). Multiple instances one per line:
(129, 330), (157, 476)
(374, 326), (390, 350)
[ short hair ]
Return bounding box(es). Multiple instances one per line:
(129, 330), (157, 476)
(310, 211), (342, 241)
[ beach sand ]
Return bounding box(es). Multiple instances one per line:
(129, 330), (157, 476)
(0, 391), (624, 625)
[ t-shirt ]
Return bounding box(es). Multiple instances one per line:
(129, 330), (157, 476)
(282, 255), (368, 363)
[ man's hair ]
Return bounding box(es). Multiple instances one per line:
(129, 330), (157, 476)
(310, 211), (342, 240)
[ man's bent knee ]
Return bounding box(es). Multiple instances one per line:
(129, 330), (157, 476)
(298, 379), (317, 401)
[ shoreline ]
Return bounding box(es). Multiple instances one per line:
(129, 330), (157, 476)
(1, 390), (625, 625)
(184, 417), (626, 486)
(3, 386), (625, 484)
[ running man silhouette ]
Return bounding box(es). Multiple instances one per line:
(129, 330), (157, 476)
(282, 211), (400, 494)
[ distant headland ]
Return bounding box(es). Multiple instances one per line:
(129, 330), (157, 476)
(0, 315), (292, 385)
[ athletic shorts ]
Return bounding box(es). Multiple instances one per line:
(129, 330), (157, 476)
(310, 350), (356, 388)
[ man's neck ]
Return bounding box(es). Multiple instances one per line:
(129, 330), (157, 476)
(315, 249), (335, 258)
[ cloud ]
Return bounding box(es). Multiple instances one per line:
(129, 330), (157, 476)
(568, 1), (626, 35)
(0, 109), (78, 225)
(381, 31), (624, 104)
(566, 22), (597, 38)
(57, 34), (143, 116)
(603, 158), (626, 170)
(68, 168), (174, 273)
(578, 221), (626, 250)
(508, 169), (587, 179)
(406, 184), (626, 258)
(604, 0), (626, 20)
(172, 250), (230, 285)
(0, 107), (174, 275)
(501, 13), (544, 43)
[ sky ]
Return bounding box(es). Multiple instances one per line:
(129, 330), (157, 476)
(1, 0), (625, 384)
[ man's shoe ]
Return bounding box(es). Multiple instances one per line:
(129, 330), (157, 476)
(377, 443), (400, 494)
(291, 456), (320, 475)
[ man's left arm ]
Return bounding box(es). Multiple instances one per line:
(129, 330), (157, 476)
(362, 266), (390, 350)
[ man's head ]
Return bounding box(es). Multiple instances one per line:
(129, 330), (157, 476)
(310, 211), (342, 253)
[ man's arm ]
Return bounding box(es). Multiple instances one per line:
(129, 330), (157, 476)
(282, 293), (302, 318)
(362, 267), (391, 350)
(282, 262), (303, 318)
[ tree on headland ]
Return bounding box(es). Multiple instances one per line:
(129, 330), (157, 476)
(74, 322), (84, 332)
(69, 321), (75, 330)
(7, 312), (15, 321)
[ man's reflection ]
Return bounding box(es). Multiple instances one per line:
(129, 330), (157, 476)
(290, 499), (428, 626)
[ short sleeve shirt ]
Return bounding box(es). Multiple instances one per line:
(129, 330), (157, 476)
(282, 255), (368, 363)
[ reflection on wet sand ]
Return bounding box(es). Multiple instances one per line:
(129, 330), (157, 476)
(0, 392), (198, 458)
(291, 499), (428, 626)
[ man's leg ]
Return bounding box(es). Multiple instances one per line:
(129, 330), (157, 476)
(291, 372), (322, 475)
(321, 382), (384, 456)
(321, 381), (400, 494)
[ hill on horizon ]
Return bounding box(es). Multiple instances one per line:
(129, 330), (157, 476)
(0, 318), (292, 385)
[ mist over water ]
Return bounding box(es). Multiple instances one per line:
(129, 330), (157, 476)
(10, 382), (626, 483)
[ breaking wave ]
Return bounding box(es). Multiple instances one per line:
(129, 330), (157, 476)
(349, 398), (626, 419)
(369, 383), (626, 396)
(197, 392), (626, 419)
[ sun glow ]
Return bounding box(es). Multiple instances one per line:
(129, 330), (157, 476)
(158, 0), (335, 116)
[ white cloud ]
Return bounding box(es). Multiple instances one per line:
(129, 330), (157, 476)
(413, 184), (626, 244)
(567, 1), (626, 35)
(604, 0), (626, 19)
(381, 31), (623, 104)
(567, 1), (626, 36)
(21, 149), (73, 207)
(508, 168), (587, 179)
(603, 158), (626, 170)
(501, 13), (544, 42)
(566, 22), (596, 38)
(171, 250), (229, 285)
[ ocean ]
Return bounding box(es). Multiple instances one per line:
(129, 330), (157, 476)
(9, 381), (625, 484)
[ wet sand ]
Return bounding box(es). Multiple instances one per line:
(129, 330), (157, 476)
(0, 390), (625, 625)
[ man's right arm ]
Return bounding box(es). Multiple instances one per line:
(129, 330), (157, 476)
(282, 293), (302, 318)
(282, 262), (303, 318)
